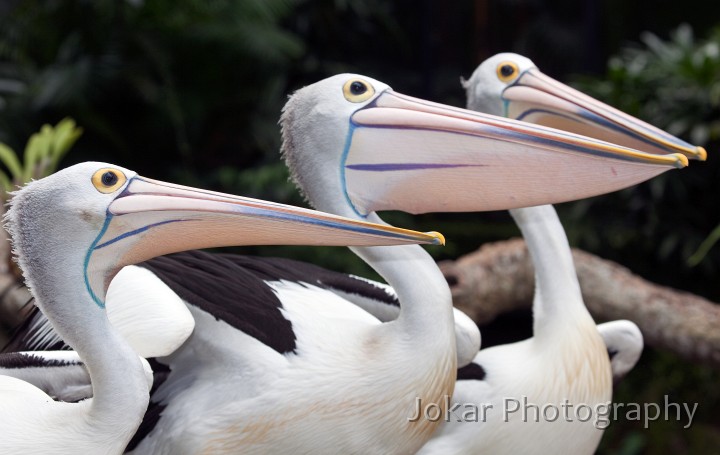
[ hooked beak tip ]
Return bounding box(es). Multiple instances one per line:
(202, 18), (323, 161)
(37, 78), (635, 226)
(427, 231), (446, 246)
(674, 153), (689, 168)
(696, 146), (708, 161)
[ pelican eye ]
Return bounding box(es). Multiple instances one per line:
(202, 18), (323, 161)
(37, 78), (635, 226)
(92, 168), (127, 194)
(351, 82), (366, 95)
(102, 172), (117, 186)
(342, 79), (375, 103)
(496, 61), (519, 83)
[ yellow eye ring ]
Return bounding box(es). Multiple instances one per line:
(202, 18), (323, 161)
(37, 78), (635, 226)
(342, 79), (375, 103)
(91, 168), (127, 194)
(496, 61), (519, 83)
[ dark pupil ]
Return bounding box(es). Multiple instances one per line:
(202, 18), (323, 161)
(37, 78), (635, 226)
(500, 65), (515, 78)
(101, 171), (118, 186)
(350, 81), (367, 95)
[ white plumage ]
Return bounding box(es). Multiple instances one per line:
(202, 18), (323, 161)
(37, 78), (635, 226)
(0, 161), (432, 454)
(4, 72), (685, 453)
(0, 163), (156, 454)
(418, 52), (700, 454)
(130, 73), (674, 454)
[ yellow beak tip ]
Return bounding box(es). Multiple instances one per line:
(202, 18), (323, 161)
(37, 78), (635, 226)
(696, 146), (708, 161)
(427, 231), (446, 246)
(674, 153), (689, 168)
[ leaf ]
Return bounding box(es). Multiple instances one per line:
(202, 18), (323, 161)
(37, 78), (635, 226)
(687, 223), (720, 267)
(0, 168), (12, 198)
(22, 130), (50, 183)
(48, 118), (83, 174)
(0, 142), (22, 181)
(36, 124), (54, 162)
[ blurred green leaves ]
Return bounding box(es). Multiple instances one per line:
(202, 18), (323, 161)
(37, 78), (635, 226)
(688, 223), (720, 267)
(216, 161), (303, 206)
(568, 24), (720, 296)
(0, 118), (82, 200)
(0, 0), (304, 173)
(576, 24), (720, 145)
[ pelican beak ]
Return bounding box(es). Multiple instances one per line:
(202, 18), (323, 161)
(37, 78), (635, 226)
(344, 90), (688, 216)
(502, 68), (706, 161)
(85, 177), (443, 305)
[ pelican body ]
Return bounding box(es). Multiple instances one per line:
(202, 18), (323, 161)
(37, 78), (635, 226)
(419, 52), (700, 454)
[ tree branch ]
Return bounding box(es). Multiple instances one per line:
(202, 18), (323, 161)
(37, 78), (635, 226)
(440, 238), (720, 367)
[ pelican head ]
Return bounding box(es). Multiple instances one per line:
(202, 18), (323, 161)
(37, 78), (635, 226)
(599, 320), (644, 382)
(5, 162), (442, 308)
(281, 74), (688, 219)
(462, 52), (706, 160)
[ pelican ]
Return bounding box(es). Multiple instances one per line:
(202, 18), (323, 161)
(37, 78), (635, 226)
(129, 78), (680, 454)
(466, 53), (706, 161)
(4, 77), (685, 453)
(415, 52), (703, 454)
(0, 161), (438, 453)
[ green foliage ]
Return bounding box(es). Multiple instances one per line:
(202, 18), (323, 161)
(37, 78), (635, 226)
(688, 223), (720, 266)
(215, 162), (304, 206)
(576, 24), (720, 145)
(599, 349), (720, 454)
(0, 0), (304, 174)
(568, 24), (720, 298)
(0, 118), (82, 199)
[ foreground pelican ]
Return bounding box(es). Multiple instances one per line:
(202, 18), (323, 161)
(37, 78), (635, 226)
(0, 162), (439, 453)
(5, 76), (685, 453)
(417, 52), (702, 454)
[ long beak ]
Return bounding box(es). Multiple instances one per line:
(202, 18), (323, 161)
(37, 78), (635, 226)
(502, 68), (706, 161)
(343, 90), (688, 215)
(85, 177), (443, 305)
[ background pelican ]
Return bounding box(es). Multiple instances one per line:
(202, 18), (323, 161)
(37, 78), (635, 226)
(5, 76), (684, 453)
(417, 52), (702, 454)
(0, 161), (437, 453)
